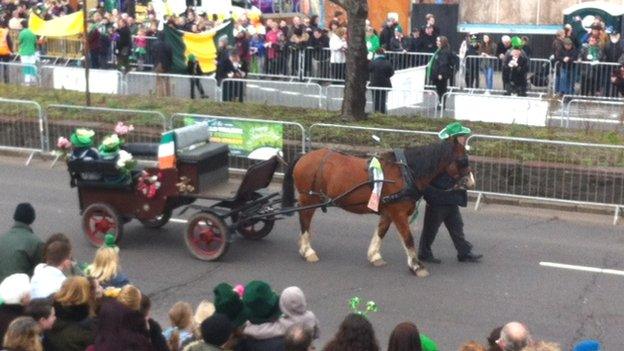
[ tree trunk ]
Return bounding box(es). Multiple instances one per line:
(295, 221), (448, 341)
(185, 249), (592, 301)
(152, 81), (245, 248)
(330, 0), (369, 120)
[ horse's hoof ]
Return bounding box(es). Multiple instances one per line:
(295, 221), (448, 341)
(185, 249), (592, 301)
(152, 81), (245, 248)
(371, 259), (387, 267)
(414, 268), (430, 278)
(305, 253), (319, 263)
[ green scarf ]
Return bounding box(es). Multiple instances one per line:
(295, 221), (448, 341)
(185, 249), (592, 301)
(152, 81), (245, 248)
(427, 48), (440, 80)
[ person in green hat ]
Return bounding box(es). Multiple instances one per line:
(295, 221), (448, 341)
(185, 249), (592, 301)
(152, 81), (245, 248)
(238, 280), (285, 351)
(187, 54), (207, 99)
(502, 36), (529, 96)
(213, 283), (249, 328)
(98, 134), (132, 184)
(418, 122), (482, 264)
(69, 129), (101, 181)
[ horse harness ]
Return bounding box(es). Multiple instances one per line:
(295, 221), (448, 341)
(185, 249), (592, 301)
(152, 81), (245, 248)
(378, 149), (423, 205)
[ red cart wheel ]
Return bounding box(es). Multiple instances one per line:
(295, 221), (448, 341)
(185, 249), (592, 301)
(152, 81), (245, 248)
(185, 212), (229, 261)
(82, 203), (123, 247)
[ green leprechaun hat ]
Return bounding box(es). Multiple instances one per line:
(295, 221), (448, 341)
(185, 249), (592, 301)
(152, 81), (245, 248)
(99, 134), (121, 158)
(214, 283), (249, 327)
(438, 122), (471, 140)
(511, 36), (523, 49)
(70, 128), (95, 148)
(243, 280), (281, 325)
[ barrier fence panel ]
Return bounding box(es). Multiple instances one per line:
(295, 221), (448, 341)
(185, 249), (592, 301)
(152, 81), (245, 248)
(0, 61), (40, 87)
(45, 105), (167, 152)
(126, 72), (219, 101)
(308, 123), (439, 158)
(43, 36), (83, 61)
(39, 66), (125, 94)
(466, 135), (624, 224)
(301, 48), (344, 82)
(564, 99), (624, 129)
(385, 52), (432, 72)
(220, 78), (323, 109)
(170, 113), (306, 172)
(248, 47), (304, 80)
(463, 56), (552, 93)
(0, 99), (46, 164)
(553, 61), (621, 98)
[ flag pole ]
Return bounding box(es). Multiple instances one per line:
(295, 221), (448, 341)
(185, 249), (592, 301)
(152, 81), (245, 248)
(82, 0), (91, 106)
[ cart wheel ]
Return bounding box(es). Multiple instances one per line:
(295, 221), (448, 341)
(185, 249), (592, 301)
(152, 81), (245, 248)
(140, 209), (172, 229)
(232, 213), (275, 240)
(185, 212), (229, 261)
(82, 203), (123, 247)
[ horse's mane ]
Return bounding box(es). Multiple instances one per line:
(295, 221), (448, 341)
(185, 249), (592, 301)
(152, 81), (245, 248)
(383, 141), (455, 180)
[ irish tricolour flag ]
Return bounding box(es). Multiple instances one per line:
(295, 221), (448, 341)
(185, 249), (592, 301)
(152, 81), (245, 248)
(158, 132), (176, 169)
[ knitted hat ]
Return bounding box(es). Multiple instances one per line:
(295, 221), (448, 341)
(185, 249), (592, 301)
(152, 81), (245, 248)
(511, 36), (523, 49)
(13, 202), (35, 225)
(438, 122), (471, 140)
(243, 280), (280, 324)
(99, 134), (121, 157)
(420, 334), (438, 351)
(70, 128), (95, 148)
(201, 313), (234, 346)
(0, 274), (31, 305)
(573, 340), (601, 351)
(214, 283), (248, 327)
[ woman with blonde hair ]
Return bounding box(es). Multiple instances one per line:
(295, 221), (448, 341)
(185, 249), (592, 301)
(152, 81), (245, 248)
(95, 284), (152, 351)
(47, 277), (96, 351)
(88, 246), (129, 288)
(2, 317), (43, 351)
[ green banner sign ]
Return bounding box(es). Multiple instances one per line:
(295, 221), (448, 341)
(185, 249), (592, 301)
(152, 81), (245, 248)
(199, 118), (283, 158)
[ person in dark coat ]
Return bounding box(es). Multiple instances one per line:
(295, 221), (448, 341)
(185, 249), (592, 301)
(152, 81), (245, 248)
(94, 285), (152, 351)
(379, 18), (396, 50)
(555, 38), (578, 95)
(464, 34), (480, 88)
(368, 49), (394, 114)
(418, 122), (482, 264)
(610, 63), (624, 97)
(151, 30), (173, 97)
(115, 18), (132, 73)
(502, 37), (529, 96)
(428, 36), (454, 104)
(187, 54), (207, 99)
(0, 274), (31, 340)
(218, 50), (246, 103)
(0, 203), (43, 282)
(420, 25), (437, 53)
(46, 277), (95, 351)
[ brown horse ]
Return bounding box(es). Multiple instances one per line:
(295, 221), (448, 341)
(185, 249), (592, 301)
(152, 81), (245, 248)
(281, 138), (474, 277)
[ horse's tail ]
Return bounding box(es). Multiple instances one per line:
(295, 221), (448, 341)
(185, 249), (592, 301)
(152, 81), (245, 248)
(281, 154), (302, 211)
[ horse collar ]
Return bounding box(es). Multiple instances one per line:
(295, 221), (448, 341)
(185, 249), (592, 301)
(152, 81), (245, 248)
(380, 149), (422, 204)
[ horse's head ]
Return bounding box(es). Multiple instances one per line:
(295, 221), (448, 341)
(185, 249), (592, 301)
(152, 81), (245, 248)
(444, 137), (475, 190)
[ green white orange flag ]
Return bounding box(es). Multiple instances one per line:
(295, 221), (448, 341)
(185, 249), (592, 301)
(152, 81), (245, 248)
(158, 132), (176, 169)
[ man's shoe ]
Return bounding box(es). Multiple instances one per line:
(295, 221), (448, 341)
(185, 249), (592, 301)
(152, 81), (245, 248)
(458, 252), (482, 262)
(418, 255), (442, 264)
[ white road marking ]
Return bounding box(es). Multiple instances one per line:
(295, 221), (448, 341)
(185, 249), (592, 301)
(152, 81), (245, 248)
(170, 218), (188, 224)
(540, 261), (624, 276)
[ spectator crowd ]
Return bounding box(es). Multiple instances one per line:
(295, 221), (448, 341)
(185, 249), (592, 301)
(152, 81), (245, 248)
(0, 201), (607, 351)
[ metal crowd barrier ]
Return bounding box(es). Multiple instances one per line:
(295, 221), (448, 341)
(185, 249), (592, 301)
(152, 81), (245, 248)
(385, 51), (433, 71)
(564, 99), (624, 129)
(462, 56), (551, 92)
(440, 91), (552, 122)
(308, 123), (439, 155)
(248, 47), (306, 80)
(219, 78), (323, 109)
(466, 134), (624, 224)
(45, 105), (168, 165)
(324, 85), (438, 118)
(553, 61), (622, 97)
(0, 61), (40, 87)
(126, 71), (219, 100)
(170, 112), (306, 172)
(38, 65), (125, 94)
(0, 98), (46, 165)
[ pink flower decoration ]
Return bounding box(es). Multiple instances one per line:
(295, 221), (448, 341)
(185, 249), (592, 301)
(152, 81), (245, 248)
(57, 136), (72, 150)
(233, 284), (245, 299)
(114, 122), (135, 136)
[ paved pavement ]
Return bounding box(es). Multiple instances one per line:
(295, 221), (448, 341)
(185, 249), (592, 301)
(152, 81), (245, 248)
(1, 155), (623, 350)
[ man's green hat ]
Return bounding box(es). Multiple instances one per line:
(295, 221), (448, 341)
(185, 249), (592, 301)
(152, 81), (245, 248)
(214, 283), (248, 327)
(188, 54), (196, 62)
(243, 280), (280, 325)
(420, 334), (438, 351)
(70, 128), (95, 148)
(99, 134), (121, 156)
(511, 36), (523, 49)
(438, 122), (471, 140)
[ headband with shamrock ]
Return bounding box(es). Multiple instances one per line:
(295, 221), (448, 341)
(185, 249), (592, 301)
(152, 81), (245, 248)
(349, 296), (378, 316)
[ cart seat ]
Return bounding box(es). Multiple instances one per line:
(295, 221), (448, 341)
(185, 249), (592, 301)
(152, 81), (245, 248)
(234, 156), (279, 201)
(67, 159), (132, 189)
(123, 143), (159, 158)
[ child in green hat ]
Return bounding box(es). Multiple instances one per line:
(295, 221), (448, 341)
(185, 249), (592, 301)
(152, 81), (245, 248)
(69, 128), (101, 180)
(98, 134), (133, 184)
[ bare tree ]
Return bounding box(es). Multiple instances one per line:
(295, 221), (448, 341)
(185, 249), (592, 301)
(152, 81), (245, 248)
(329, 0), (368, 120)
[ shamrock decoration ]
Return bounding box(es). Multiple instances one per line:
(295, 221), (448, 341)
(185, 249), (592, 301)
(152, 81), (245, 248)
(349, 296), (378, 316)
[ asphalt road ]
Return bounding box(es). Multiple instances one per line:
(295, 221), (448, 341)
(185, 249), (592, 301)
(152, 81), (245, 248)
(1, 156), (623, 350)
